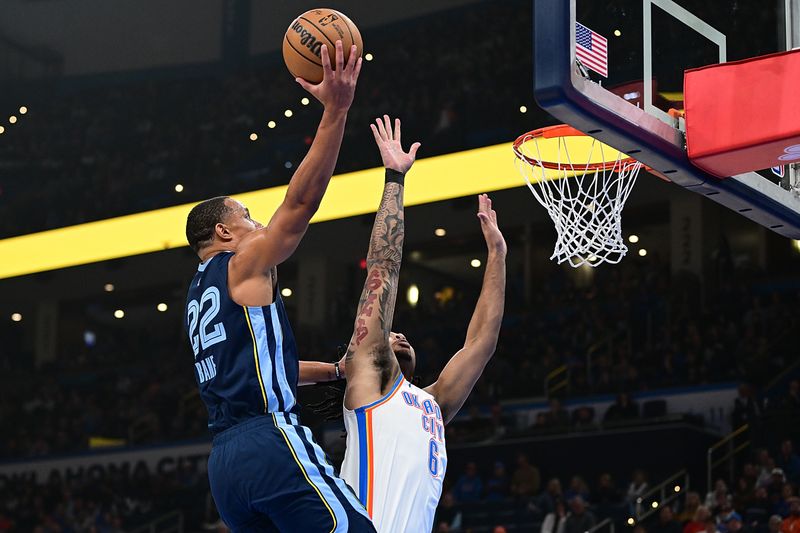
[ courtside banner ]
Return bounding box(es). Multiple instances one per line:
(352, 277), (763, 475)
(0, 441), (211, 486)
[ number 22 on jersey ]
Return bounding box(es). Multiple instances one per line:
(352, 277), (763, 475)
(186, 287), (227, 359)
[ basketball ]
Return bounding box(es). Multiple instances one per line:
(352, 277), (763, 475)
(283, 8), (363, 84)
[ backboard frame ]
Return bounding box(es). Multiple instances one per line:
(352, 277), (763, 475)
(533, 0), (800, 238)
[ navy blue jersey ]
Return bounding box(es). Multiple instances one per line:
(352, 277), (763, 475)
(185, 252), (299, 433)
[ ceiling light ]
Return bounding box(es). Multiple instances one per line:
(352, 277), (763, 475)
(9, 116), (17, 124)
(365, 53), (374, 61)
(519, 105), (528, 113)
(470, 259), (481, 268)
(174, 183), (184, 192)
(249, 133), (258, 141)
(11, 313), (22, 322)
(157, 303), (168, 312)
(638, 248), (647, 257)
(284, 109), (293, 118)
(434, 228), (446, 237)
(268, 120), (276, 129)
(301, 97), (310, 106)
(104, 283), (115, 292)
(407, 284), (419, 307)
(19, 106), (27, 114)
(114, 309), (125, 319)
(281, 288), (293, 297)
(629, 234), (640, 243)
(614, 29), (622, 37)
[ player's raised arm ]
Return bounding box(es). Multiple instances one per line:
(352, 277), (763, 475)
(344, 116), (420, 408)
(425, 194), (507, 424)
(230, 42), (363, 283)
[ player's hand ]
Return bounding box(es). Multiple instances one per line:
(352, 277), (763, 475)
(370, 115), (421, 175)
(477, 194), (507, 255)
(295, 41), (362, 113)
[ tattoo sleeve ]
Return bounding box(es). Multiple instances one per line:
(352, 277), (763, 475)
(346, 182), (405, 382)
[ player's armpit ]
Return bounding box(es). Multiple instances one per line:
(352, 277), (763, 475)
(343, 261), (402, 408)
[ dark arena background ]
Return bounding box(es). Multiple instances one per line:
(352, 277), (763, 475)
(1, 0), (800, 532)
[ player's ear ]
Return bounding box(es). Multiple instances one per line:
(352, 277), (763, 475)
(215, 222), (233, 242)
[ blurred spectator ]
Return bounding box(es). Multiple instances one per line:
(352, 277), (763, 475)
(510, 454), (541, 499)
(757, 454), (778, 488)
(678, 492), (703, 523)
(774, 484), (796, 518)
(770, 516), (785, 533)
(592, 473), (621, 506)
(785, 381), (800, 415)
(434, 491), (463, 532)
(705, 518), (721, 533)
(768, 469), (788, 499)
(545, 399), (570, 428)
(542, 500), (567, 533)
(777, 440), (800, 485)
(733, 476), (756, 511)
(706, 480), (732, 512)
(749, 487), (773, 517)
(604, 393), (640, 423)
(453, 462), (484, 503)
(721, 513), (746, 533)
(627, 469), (649, 505)
(565, 476), (590, 503)
(485, 461), (510, 501)
(537, 478), (565, 516)
(563, 496), (596, 533)
(685, 506), (713, 533)
(652, 506), (683, 533)
(572, 406), (596, 428)
(493, 527), (508, 533)
(782, 498), (800, 533)
(732, 384), (762, 429)
(718, 504), (740, 526)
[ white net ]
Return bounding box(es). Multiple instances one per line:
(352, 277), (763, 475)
(514, 130), (643, 268)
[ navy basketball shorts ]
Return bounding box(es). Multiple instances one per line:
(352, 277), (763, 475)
(208, 413), (375, 532)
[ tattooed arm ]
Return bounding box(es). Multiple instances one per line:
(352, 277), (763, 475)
(344, 115), (421, 410)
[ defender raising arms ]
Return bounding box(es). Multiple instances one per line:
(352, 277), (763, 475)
(337, 115), (507, 532)
(183, 42), (374, 532)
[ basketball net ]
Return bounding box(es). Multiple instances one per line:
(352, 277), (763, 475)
(513, 125), (643, 268)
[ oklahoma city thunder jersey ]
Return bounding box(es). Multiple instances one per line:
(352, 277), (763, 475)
(341, 374), (447, 533)
(185, 252), (298, 433)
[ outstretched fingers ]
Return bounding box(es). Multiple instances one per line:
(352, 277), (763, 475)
(344, 44), (358, 72)
(370, 123), (382, 144)
(382, 115), (393, 141)
(321, 44), (333, 79)
(477, 194), (490, 221)
(375, 116), (389, 140)
(353, 56), (363, 80)
(409, 142), (421, 159)
(335, 40), (345, 73)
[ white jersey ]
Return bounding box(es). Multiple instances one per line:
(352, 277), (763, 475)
(341, 374), (447, 533)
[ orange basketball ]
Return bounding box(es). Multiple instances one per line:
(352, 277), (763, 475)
(283, 8), (363, 84)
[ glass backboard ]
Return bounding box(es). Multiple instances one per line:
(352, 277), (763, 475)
(533, 0), (800, 237)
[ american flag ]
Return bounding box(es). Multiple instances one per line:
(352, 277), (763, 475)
(576, 22), (608, 77)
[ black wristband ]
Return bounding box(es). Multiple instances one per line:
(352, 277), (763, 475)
(385, 168), (405, 186)
(334, 361), (342, 380)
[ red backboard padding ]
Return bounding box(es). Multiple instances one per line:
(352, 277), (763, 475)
(684, 48), (800, 178)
